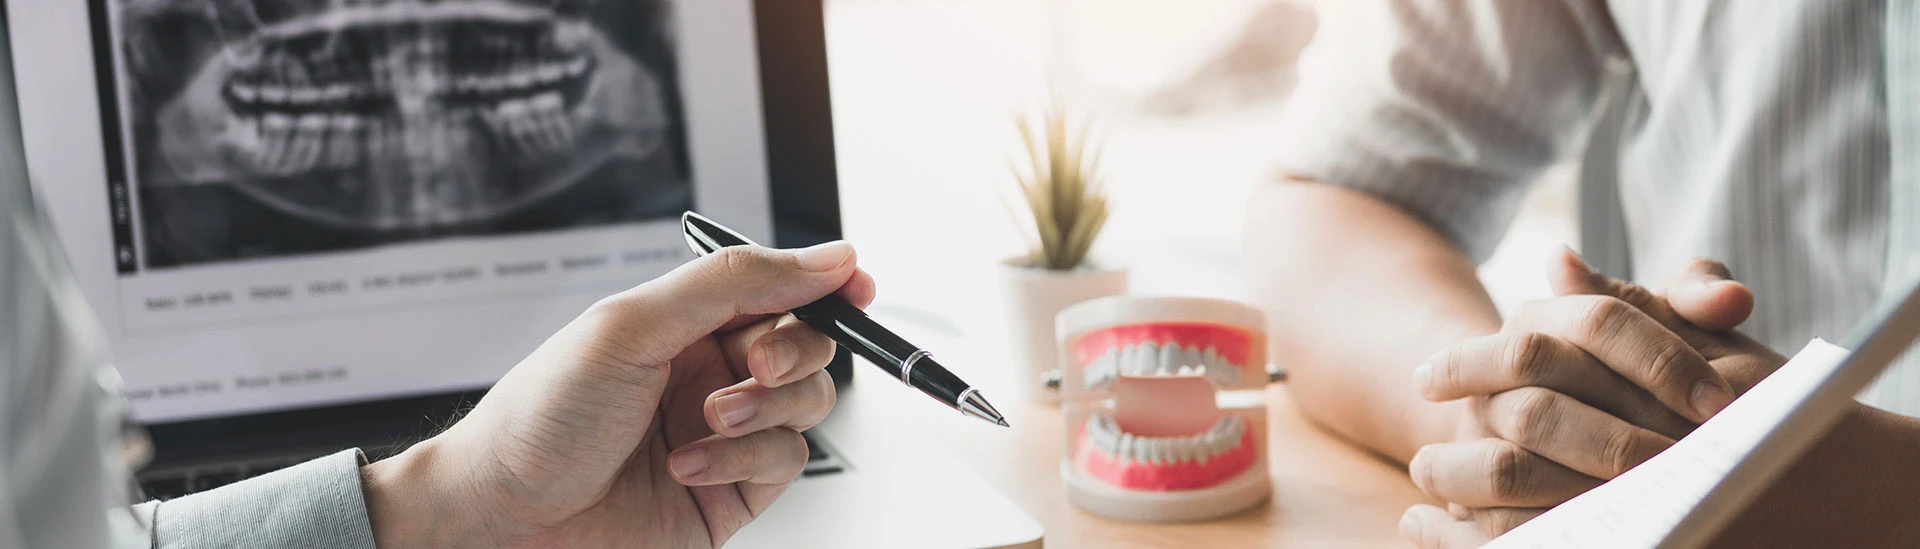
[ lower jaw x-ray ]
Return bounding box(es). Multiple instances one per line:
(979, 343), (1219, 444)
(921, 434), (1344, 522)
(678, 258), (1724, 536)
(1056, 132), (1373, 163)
(112, 0), (693, 269)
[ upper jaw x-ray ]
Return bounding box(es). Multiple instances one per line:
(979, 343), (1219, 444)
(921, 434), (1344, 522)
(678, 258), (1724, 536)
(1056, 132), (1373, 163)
(113, 0), (692, 268)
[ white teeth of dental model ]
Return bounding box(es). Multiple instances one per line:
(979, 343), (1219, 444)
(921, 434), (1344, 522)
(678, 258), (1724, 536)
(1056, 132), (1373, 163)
(1081, 341), (1247, 389)
(1086, 414), (1248, 465)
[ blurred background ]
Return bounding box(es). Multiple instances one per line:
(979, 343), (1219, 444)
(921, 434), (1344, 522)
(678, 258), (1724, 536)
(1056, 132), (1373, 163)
(827, 0), (1577, 333)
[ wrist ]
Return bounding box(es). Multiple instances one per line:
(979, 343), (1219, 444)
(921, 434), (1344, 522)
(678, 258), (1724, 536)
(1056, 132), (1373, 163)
(363, 438), (493, 547)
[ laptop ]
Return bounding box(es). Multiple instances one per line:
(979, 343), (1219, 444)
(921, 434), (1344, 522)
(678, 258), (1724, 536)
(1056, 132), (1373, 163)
(3, 1), (1039, 546)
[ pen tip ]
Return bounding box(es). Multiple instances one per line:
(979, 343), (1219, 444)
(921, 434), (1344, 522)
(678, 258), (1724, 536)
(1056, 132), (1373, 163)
(959, 389), (1009, 427)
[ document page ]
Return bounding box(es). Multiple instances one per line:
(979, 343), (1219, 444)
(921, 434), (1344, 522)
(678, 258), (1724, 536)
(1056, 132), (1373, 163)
(1485, 339), (1851, 548)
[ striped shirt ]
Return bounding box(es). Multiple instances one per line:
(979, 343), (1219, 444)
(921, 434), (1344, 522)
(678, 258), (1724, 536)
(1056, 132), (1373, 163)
(1273, 0), (1920, 415)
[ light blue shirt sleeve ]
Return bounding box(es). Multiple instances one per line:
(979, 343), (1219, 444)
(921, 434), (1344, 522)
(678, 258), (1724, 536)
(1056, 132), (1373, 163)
(132, 450), (378, 549)
(1272, 0), (1621, 261)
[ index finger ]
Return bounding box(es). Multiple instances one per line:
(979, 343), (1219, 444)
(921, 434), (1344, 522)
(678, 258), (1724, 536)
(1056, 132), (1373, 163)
(587, 242), (863, 366)
(1509, 296), (1734, 423)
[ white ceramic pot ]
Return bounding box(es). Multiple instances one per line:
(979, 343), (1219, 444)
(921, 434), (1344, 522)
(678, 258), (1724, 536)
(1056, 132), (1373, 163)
(997, 255), (1128, 404)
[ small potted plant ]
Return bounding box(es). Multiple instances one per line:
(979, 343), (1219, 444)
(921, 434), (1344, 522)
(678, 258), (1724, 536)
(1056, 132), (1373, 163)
(997, 97), (1126, 404)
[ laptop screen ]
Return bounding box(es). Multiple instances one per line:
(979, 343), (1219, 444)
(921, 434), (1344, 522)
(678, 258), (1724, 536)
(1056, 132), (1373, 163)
(9, 0), (783, 423)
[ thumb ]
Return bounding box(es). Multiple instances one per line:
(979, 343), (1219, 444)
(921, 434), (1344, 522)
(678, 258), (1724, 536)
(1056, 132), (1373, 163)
(1658, 258), (1754, 332)
(1546, 244), (1660, 312)
(589, 242), (862, 366)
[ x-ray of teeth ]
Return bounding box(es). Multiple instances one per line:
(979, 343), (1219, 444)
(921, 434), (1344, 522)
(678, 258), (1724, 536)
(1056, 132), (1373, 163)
(106, 0), (692, 269)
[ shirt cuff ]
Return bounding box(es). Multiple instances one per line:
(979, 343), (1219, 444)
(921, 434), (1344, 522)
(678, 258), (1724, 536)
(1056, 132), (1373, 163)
(144, 449), (377, 549)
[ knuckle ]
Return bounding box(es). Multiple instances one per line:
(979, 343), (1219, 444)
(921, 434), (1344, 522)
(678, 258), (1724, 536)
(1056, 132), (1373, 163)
(582, 291), (633, 324)
(1599, 429), (1651, 479)
(714, 246), (767, 277)
(1504, 388), (1560, 444)
(1641, 343), (1692, 388)
(1485, 442), (1532, 502)
(751, 432), (790, 467)
(1499, 333), (1553, 384)
(573, 295), (653, 358)
(1575, 296), (1634, 343)
(578, 297), (622, 334)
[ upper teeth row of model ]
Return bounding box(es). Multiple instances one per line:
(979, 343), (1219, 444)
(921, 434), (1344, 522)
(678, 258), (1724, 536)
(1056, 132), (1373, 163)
(1085, 413), (1247, 465)
(1082, 341), (1243, 389)
(226, 57), (590, 107)
(229, 91), (575, 176)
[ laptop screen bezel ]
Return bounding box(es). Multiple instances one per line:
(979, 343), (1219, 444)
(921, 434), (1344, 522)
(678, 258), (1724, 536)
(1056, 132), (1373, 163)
(136, 0), (845, 470)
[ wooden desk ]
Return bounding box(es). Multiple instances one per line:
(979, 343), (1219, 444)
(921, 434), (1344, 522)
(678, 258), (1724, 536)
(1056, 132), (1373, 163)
(842, 354), (1436, 548)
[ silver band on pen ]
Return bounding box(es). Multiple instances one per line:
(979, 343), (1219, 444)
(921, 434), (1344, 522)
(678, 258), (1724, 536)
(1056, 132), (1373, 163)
(899, 349), (931, 384)
(956, 387), (980, 416)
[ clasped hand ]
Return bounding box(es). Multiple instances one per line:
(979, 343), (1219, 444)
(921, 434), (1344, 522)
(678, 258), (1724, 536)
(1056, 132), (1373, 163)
(1400, 249), (1788, 548)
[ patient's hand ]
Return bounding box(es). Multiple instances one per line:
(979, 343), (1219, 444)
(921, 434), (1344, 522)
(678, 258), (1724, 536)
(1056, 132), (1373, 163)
(1399, 249), (1789, 547)
(359, 243), (876, 548)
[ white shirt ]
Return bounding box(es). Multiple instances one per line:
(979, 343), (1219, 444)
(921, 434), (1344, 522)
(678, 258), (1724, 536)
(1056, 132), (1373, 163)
(1273, 0), (1920, 414)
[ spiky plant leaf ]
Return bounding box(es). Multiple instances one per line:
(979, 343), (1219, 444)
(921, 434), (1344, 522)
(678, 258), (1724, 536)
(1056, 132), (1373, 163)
(1000, 97), (1111, 270)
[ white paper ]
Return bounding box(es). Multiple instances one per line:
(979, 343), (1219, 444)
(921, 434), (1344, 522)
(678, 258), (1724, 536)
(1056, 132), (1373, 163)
(1485, 338), (1852, 548)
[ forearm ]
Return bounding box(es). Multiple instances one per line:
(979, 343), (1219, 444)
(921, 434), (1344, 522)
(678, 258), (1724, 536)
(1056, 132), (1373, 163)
(1709, 403), (1920, 547)
(1244, 179), (1501, 462)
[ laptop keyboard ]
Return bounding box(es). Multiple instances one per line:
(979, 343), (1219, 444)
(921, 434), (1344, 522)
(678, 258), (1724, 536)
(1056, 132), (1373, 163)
(139, 432), (843, 500)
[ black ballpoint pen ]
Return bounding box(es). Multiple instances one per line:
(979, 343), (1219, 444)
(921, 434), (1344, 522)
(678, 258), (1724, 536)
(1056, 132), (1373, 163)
(681, 211), (1009, 427)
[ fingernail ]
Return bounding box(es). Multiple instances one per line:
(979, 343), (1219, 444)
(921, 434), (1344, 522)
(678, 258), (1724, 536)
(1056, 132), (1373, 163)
(716, 393), (759, 428)
(795, 241), (854, 271)
(765, 339), (799, 381)
(1412, 363), (1435, 399)
(1691, 381), (1735, 419)
(670, 448), (709, 478)
(1399, 510), (1422, 542)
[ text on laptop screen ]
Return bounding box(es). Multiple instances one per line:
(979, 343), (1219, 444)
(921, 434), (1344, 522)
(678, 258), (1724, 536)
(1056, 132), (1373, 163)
(8, 0), (778, 423)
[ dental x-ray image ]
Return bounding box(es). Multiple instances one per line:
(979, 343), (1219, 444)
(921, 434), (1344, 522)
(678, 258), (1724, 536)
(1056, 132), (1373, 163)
(103, 0), (693, 269)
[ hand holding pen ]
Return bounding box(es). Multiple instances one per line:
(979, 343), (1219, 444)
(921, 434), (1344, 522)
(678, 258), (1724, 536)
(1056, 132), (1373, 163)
(682, 211), (1009, 427)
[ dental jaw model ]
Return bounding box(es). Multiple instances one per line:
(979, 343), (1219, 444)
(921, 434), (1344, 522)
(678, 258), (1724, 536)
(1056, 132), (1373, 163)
(1057, 296), (1271, 522)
